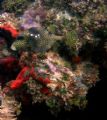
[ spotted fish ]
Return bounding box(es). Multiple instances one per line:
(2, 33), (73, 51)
(11, 28), (63, 52)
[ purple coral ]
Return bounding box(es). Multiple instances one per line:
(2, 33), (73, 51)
(20, 6), (46, 30)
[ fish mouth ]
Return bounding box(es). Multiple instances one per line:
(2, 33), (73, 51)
(11, 44), (17, 51)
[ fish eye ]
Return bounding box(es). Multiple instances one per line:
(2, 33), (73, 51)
(30, 34), (34, 36)
(35, 35), (38, 38)
(37, 34), (40, 37)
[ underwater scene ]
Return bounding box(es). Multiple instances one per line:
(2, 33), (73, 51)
(0, 0), (107, 120)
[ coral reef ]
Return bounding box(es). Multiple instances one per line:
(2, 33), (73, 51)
(6, 51), (99, 114)
(0, 0), (106, 118)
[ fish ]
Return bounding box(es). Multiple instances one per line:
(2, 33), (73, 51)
(11, 28), (63, 52)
